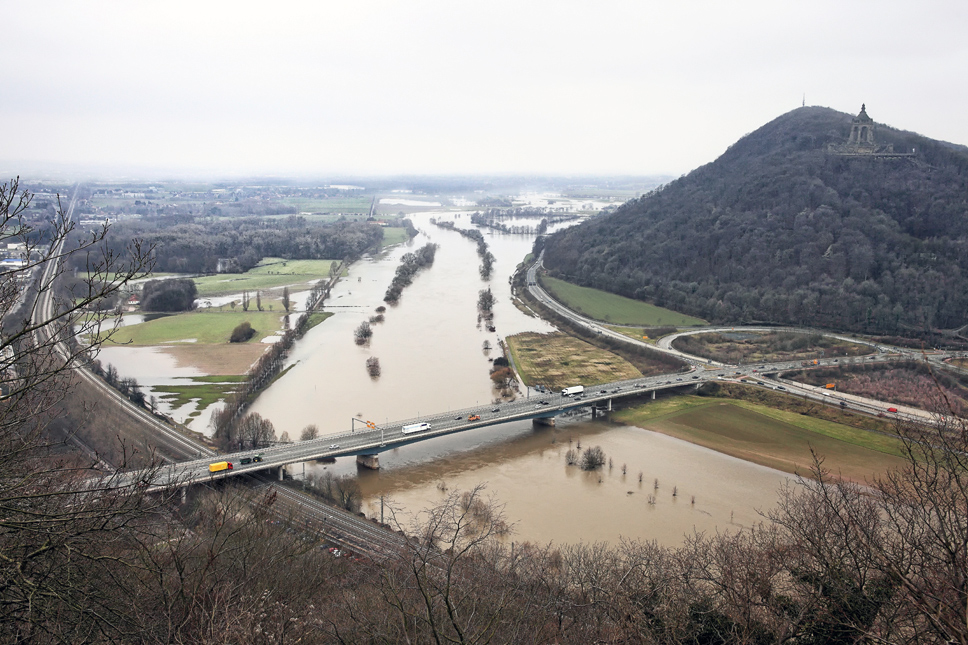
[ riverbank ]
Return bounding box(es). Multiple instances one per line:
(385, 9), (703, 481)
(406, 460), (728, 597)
(511, 269), (905, 482)
(612, 394), (907, 483)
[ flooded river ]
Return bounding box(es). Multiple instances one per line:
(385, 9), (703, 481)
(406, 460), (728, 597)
(103, 208), (793, 545)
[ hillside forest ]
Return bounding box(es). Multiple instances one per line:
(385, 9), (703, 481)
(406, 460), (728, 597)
(542, 106), (968, 339)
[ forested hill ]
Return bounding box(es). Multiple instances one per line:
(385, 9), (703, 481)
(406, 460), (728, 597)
(541, 106), (968, 337)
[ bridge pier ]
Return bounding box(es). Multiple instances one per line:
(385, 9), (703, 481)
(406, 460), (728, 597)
(608, 398), (613, 412)
(357, 454), (380, 470)
(277, 466), (285, 481)
(652, 390), (656, 400)
(533, 417), (556, 427)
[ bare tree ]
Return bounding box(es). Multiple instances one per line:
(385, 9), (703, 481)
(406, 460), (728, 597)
(0, 178), (169, 641)
(377, 485), (546, 643)
(236, 412), (276, 449)
(300, 424), (319, 441)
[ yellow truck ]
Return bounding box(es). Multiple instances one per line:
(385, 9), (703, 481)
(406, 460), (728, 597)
(208, 461), (233, 473)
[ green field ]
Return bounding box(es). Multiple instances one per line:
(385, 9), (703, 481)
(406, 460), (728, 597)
(107, 310), (285, 345)
(540, 276), (706, 326)
(614, 396), (906, 480)
(608, 326), (659, 343)
(281, 197), (372, 213)
(380, 227), (410, 247)
(192, 258), (338, 296)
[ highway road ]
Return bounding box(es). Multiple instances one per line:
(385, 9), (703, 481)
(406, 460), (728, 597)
(525, 252), (722, 366)
(523, 253), (949, 426)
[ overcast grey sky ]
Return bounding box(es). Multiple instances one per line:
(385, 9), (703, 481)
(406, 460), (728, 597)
(3, 1), (966, 179)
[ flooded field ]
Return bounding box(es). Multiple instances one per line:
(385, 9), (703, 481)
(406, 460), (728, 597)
(102, 207), (796, 545)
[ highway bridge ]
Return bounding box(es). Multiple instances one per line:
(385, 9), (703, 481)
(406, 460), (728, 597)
(128, 251), (952, 490)
(136, 348), (917, 490)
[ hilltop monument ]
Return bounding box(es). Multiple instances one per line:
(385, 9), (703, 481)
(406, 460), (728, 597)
(827, 104), (915, 157)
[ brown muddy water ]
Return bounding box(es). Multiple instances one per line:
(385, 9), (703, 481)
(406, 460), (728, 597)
(101, 209), (794, 545)
(309, 416), (790, 548)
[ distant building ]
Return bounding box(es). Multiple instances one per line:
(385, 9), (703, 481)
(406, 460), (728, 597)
(827, 104), (915, 158)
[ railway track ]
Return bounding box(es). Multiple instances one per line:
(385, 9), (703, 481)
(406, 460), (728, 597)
(248, 474), (407, 558)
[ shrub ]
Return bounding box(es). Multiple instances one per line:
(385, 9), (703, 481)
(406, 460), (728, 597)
(230, 321), (256, 343)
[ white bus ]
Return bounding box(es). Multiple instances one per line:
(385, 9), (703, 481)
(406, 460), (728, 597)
(402, 422), (432, 435)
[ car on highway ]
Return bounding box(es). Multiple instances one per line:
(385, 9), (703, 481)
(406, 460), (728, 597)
(676, 378), (683, 382)
(468, 414), (481, 421)
(329, 444), (339, 449)
(454, 415), (462, 420)
(491, 408), (500, 412)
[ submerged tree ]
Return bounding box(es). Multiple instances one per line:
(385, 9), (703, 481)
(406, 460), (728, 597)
(579, 446), (606, 470)
(366, 356), (381, 378)
(354, 320), (373, 345)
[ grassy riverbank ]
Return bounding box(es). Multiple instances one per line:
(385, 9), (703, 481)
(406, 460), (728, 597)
(613, 395), (907, 482)
(539, 275), (707, 326)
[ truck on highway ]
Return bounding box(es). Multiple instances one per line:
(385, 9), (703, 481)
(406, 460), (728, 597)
(561, 385), (584, 397)
(402, 422), (432, 434)
(208, 461), (233, 473)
